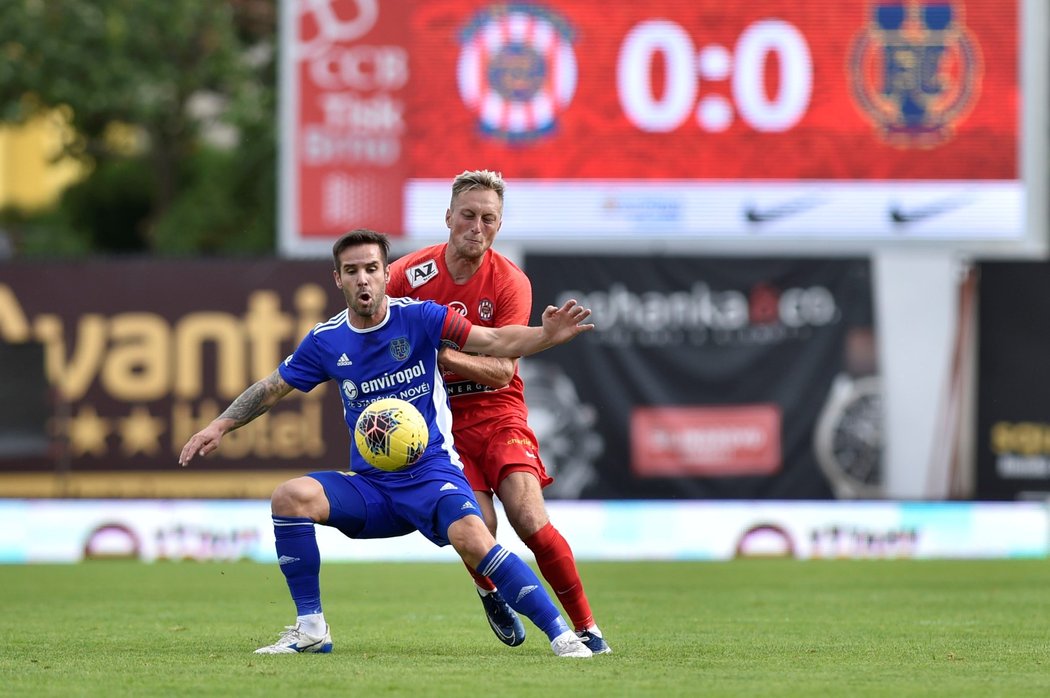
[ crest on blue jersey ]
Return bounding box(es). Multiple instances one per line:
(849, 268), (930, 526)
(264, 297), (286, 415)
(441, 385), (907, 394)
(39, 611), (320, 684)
(848, 1), (982, 147)
(457, 3), (577, 142)
(389, 337), (411, 361)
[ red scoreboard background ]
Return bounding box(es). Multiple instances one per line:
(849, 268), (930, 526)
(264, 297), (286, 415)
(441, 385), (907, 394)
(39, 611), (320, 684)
(279, 0), (1034, 253)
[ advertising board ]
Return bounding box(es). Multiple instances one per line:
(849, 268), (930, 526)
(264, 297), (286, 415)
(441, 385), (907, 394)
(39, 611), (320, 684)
(280, 0), (1043, 255)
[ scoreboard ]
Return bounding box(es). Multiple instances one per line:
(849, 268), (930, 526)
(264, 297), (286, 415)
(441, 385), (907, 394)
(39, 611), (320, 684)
(279, 0), (1045, 256)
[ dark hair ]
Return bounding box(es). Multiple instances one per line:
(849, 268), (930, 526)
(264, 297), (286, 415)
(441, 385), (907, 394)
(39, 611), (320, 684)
(331, 229), (390, 269)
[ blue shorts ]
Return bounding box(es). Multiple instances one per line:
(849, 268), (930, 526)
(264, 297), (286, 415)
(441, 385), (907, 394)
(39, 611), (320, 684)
(308, 454), (482, 547)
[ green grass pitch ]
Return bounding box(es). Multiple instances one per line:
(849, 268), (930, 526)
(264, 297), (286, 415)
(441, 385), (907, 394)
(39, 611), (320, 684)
(3, 559), (1050, 696)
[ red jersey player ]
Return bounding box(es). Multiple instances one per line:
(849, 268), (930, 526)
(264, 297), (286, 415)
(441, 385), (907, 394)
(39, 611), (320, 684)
(388, 170), (610, 654)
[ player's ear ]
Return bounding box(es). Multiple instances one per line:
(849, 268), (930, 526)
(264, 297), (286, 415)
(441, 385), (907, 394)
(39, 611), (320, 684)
(445, 208), (452, 229)
(333, 268), (342, 288)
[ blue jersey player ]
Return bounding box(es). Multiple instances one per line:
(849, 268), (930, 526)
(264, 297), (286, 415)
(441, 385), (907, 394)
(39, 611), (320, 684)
(178, 229), (595, 658)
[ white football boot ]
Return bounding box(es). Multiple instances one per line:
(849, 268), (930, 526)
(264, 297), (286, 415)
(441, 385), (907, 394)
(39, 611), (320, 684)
(550, 630), (593, 658)
(254, 622), (333, 654)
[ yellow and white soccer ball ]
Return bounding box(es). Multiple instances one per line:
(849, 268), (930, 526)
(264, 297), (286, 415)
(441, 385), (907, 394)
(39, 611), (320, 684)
(354, 398), (429, 471)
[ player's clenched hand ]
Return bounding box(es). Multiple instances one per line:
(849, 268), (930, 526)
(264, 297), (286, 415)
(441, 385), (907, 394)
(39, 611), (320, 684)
(178, 424), (225, 466)
(437, 345), (457, 374)
(540, 299), (594, 345)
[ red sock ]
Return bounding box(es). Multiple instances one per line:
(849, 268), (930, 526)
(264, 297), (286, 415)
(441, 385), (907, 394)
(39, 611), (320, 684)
(524, 522), (594, 631)
(464, 561), (497, 592)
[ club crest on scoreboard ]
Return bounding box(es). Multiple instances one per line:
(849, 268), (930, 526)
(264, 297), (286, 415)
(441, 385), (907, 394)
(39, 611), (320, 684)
(848, 0), (983, 148)
(457, 3), (578, 141)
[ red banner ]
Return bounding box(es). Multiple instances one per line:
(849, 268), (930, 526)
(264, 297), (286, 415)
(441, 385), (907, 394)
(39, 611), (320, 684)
(283, 1), (1021, 249)
(632, 405), (782, 477)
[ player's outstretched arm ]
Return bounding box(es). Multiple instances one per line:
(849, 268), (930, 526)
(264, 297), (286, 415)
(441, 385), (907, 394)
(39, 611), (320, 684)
(438, 346), (517, 389)
(178, 369), (294, 466)
(463, 299), (593, 359)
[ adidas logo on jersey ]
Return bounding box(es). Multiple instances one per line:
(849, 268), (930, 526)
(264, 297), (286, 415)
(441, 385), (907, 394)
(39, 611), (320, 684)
(337, 353), (352, 367)
(440, 482), (459, 491)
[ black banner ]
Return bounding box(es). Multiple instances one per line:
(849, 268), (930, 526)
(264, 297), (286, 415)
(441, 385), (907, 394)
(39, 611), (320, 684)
(0, 341), (49, 458)
(524, 255), (878, 500)
(0, 259), (348, 496)
(976, 261), (1050, 500)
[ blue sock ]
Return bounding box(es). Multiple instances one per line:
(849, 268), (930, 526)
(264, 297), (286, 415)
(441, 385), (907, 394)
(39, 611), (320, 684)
(272, 515), (322, 616)
(478, 544), (570, 641)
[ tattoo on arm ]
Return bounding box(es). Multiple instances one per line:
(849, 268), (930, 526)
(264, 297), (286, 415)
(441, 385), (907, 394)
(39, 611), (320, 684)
(219, 371), (292, 428)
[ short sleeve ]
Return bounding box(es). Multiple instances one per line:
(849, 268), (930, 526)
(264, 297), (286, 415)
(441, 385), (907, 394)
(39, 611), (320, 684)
(277, 331), (329, 392)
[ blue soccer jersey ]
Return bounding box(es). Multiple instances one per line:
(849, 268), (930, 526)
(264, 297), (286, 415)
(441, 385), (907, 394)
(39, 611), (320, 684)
(278, 296), (471, 473)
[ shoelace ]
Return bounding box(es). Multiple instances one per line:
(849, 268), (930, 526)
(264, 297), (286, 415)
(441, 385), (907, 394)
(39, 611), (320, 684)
(273, 625), (304, 643)
(553, 635), (586, 650)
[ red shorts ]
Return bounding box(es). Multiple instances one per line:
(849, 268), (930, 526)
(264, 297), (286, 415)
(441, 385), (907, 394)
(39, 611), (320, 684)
(454, 417), (553, 494)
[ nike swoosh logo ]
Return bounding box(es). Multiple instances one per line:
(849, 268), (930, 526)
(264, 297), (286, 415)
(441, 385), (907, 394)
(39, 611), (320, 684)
(744, 197), (823, 223)
(488, 618), (516, 641)
(889, 194), (972, 224)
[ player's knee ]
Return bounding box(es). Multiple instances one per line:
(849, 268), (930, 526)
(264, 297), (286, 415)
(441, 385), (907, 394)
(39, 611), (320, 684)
(498, 472), (547, 533)
(449, 529), (495, 569)
(444, 502), (494, 566)
(501, 489), (550, 539)
(271, 476), (326, 520)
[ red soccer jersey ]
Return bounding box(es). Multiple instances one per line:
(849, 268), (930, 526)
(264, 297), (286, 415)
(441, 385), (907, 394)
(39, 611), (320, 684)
(388, 244), (532, 430)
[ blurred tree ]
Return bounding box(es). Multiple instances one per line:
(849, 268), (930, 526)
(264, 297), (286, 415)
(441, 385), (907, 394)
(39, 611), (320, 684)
(0, 0), (278, 255)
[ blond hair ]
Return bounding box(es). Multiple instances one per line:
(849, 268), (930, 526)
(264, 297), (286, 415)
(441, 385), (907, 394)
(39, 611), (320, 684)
(450, 169), (505, 210)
